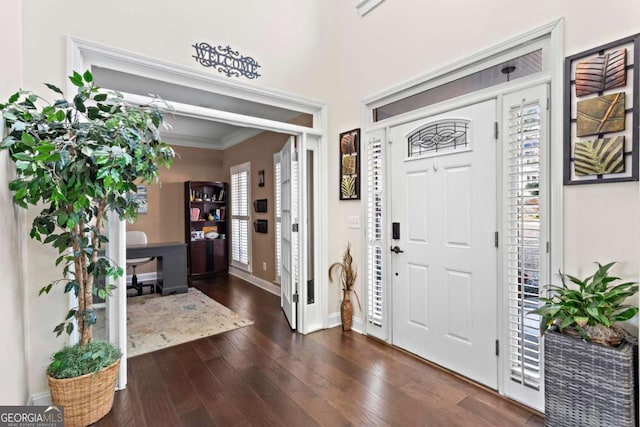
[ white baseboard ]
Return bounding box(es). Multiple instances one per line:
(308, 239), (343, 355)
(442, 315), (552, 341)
(352, 316), (364, 334)
(229, 267), (280, 296)
(126, 272), (157, 285)
(328, 312), (341, 328)
(28, 392), (51, 406)
(327, 312), (364, 334)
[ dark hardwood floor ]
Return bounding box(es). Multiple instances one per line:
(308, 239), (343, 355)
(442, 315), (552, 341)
(95, 275), (544, 427)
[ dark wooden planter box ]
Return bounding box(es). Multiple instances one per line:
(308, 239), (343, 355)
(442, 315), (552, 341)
(544, 330), (637, 427)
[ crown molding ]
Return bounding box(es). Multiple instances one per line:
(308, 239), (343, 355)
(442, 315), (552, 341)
(161, 131), (222, 150)
(356, 0), (386, 16)
(220, 128), (264, 150)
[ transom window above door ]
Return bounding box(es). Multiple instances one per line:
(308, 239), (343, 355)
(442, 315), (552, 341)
(373, 49), (543, 122)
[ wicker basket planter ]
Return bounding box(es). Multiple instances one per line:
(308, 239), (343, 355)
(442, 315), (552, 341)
(544, 330), (637, 427)
(48, 358), (120, 427)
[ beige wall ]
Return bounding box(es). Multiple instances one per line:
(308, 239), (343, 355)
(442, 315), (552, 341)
(127, 145), (224, 274)
(0, 0), (30, 405)
(222, 115), (313, 282)
(223, 133), (288, 282)
(128, 114), (312, 282)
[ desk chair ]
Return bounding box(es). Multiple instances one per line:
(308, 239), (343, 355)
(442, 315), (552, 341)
(126, 231), (155, 296)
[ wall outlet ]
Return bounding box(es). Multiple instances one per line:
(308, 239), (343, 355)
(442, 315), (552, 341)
(262, 262), (267, 271)
(348, 216), (360, 229)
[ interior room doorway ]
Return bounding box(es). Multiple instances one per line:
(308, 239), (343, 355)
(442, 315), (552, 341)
(68, 37), (328, 389)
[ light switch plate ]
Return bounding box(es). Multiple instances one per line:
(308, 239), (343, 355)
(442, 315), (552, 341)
(348, 216), (360, 229)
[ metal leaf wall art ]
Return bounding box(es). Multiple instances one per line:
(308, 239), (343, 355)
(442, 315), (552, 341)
(576, 92), (625, 137)
(339, 129), (361, 200)
(574, 136), (625, 176)
(564, 33), (639, 185)
(341, 175), (357, 199)
(575, 48), (627, 97)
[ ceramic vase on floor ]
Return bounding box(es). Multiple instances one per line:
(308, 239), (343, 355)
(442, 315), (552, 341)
(341, 290), (353, 331)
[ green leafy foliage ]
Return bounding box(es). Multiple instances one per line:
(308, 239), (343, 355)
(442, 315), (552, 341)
(531, 262), (638, 343)
(48, 340), (121, 379)
(0, 70), (175, 347)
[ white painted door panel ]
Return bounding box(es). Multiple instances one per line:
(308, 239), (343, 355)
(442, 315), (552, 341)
(391, 100), (498, 389)
(280, 137), (297, 329)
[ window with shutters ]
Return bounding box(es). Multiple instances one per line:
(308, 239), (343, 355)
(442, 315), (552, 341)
(367, 133), (384, 328)
(506, 98), (543, 391)
(230, 162), (251, 271)
(274, 154), (282, 283)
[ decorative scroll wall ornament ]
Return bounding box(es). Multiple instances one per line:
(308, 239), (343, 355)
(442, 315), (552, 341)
(407, 120), (469, 158)
(564, 33), (639, 185)
(575, 48), (627, 97)
(192, 43), (261, 79)
(576, 92), (626, 136)
(574, 136), (625, 176)
(339, 128), (360, 200)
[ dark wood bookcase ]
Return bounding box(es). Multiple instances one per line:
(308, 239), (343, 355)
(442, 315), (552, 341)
(184, 181), (228, 279)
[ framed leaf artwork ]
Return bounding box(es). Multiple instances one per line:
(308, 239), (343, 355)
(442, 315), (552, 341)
(339, 128), (360, 200)
(564, 33), (639, 184)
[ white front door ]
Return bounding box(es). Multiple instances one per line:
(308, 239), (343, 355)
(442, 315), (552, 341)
(390, 99), (498, 388)
(280, 137), (298, 329)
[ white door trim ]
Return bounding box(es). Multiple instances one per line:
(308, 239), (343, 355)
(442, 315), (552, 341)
(67, 36), (330, 386)
(361, 18), (564, 340)
(362, 19), (563, 111)
(67, 37), (325, 115)
(360, 20), (564, 410)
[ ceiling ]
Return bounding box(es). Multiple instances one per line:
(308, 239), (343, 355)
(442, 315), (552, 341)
(92, 66), (305, 149)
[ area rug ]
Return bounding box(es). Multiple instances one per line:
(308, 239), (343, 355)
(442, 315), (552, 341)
(127, 288), (253, 358)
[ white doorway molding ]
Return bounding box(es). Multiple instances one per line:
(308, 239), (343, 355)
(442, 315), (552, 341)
(360, 19), (565, 411)
(362, 17), (564, 330)
(67, 36), (329, 388)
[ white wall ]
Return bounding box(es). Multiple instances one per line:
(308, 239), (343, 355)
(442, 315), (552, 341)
(0, 0), (29, 405)
(324, 0), (640, 316)
(14, 0), (640, 398)
(20, 0), (339, 398)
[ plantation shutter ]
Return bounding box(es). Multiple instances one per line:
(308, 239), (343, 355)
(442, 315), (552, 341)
(231, 163), (250, 270)
(274, 154), (282, 282)
(367, 131), (385, 334)
(506, 95), (544, 391)
(291, 149), (299, 292)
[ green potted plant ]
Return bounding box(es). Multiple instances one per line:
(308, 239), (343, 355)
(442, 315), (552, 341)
(328, 242), (361, 331)
(531, 262), (638, 427)
(0, 70), (174, 426)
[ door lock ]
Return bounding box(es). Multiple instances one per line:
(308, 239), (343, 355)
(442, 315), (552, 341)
(390, 246), (404, 254)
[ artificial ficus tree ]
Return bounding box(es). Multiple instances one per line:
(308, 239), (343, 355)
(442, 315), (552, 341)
(0, 71), (174, 346)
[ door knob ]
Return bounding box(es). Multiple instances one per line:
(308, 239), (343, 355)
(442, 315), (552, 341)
(390, 246), (404, 254)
